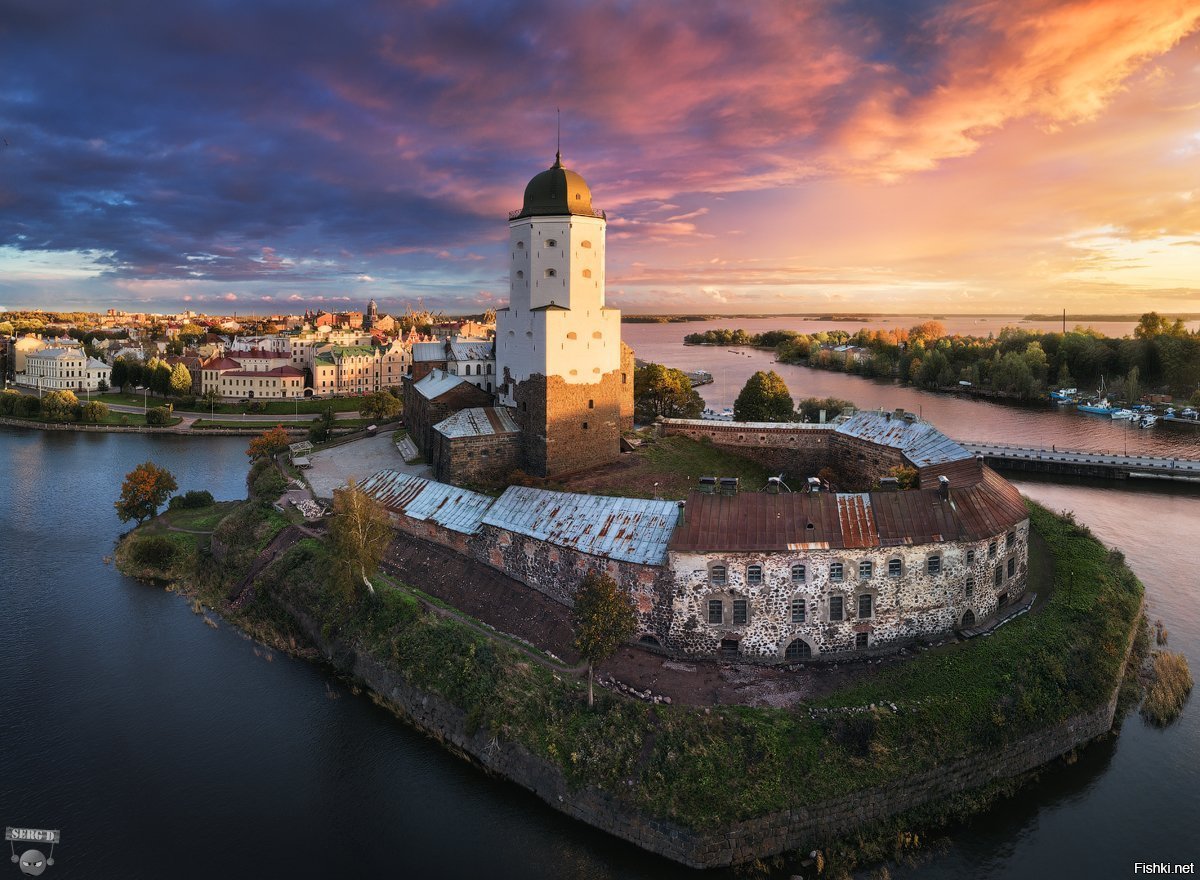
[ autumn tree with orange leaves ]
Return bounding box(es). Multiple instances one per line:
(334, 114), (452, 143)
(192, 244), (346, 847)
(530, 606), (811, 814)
(115, 461), (178, 524)
(246, 425), (291, 460)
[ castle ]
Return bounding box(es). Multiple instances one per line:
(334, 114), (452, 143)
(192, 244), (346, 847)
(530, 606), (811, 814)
(377, 152), (1030, 662)
(404, 152), (633, 481)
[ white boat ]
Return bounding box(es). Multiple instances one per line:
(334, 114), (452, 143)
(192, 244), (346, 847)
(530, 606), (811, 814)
(1138, 415), (1158, 428)
(1111, 409), (1136, 420)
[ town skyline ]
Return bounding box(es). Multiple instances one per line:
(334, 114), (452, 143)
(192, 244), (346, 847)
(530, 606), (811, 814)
(3, 1), (1199, 315)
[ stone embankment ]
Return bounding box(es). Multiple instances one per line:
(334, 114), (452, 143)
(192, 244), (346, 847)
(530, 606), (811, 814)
(271, 584), (1140, 869)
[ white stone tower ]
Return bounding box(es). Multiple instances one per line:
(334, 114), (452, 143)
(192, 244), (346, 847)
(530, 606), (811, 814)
(496, 152), (632, 476)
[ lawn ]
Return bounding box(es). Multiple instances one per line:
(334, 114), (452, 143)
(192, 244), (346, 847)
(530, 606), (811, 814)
(1, 410), (181, 428)
(554, 434), (771, 499)
(99, 391), (366, 416)
(192, 419), (310, 430)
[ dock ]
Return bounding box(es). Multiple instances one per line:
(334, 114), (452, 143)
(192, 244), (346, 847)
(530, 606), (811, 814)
(959, 442), (1200, 483)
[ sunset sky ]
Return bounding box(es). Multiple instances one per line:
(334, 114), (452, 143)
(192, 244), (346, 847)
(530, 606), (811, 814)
(2, 0), (1199, 316)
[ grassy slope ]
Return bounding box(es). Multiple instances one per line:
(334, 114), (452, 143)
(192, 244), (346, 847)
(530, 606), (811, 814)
(233, 501), (1141, 832)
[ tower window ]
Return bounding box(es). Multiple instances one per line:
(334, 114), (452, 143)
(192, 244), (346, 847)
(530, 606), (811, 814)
(516, 270), (523, 279)
(516, 241), (524, 249)
(582, 422), (588, 430)
(566, 332), (577, 340)
(544, 268), (557, 278)
(588, 399), (594, 409)
(545, 238), (557, 247)
(580, 240), (592, 249)
(582, 269), (592, 278)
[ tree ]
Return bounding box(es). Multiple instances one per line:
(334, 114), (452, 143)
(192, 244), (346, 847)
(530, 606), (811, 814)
(169, 362), (192, 396)
(201, 388), (221, 410)
(733, 370), (795, 422)
(80, 401), (110, 423)
(97, 377), (109, 392)
(247, 425), (291, 459)
(796, 396), (854, 424)
(572, 571), (638, 708)
(309, 406), (335, 443)
(115, 461), (178, 524)
(360, 390), (402, 421)
(328, 478), (392, 600)
(633, 363), (704, 422)
(41, 390), (79, 421)
(145, 406), (173, 427)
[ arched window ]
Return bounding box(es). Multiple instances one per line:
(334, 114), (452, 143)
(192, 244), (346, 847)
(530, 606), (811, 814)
(961, 610), (976, 627)
(582, 268), (592, 278)
(791, 563), (806, 582)
(888, 558), (902, 578)
(592, 330), (602, 339)
(784, 639), (812, 661)
(545, 238), (557, 247)
(516, 241), (525, 249)
(566, 332), (577, 340)
(580, 240), (592, 249)
(544, 268), (557, 278)
(516, 270), (524, 279)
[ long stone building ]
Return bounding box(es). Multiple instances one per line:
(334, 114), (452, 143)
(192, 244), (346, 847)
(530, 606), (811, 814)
(363, 410), (1030, 662)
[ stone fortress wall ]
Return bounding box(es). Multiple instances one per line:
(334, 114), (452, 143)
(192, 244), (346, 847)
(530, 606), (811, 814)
(364, 409), (1031, 663)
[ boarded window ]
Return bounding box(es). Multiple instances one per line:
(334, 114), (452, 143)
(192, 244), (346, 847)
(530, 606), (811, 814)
(784, 639), (811, 661)
(790, 599), (805, 623)
(791, 563), (806, 583)
(732, 599), (748, 625)
(858, 594), (873, 618)
(746, 564), (762, 585)
(707, 600), (723, 624)
(829, 595), (844, 621)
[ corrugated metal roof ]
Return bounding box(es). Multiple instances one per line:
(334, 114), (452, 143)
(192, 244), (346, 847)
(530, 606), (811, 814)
(446, 340), (493, 361)
(433, 406), (519, 439)
(481, 487), (680, 565)
(359, 471), (493, 534)
(670, 468), (1025, 552)
(662, 418), (834, 432)
(413, 370), (471, 400)
(836, 411), (973, 468)
(411, 342), (447, 363)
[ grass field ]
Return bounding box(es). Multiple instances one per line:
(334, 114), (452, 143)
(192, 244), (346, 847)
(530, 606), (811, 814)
(1, 410), (181, 428)
(192, 419), (309, 430)
(98, 391), (366, 416)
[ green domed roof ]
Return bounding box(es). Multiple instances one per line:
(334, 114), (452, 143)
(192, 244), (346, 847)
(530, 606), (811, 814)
(511, 153), (602, 220)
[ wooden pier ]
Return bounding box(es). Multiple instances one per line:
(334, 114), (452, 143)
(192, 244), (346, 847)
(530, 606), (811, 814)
(959, 442), (1200, 483)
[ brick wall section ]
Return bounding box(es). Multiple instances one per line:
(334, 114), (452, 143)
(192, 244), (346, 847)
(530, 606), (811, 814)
(513, 365), (630, 477)
(276, 588), (1140, 870)
(432, 431), (521, 483)
(658, 421), (836, 482)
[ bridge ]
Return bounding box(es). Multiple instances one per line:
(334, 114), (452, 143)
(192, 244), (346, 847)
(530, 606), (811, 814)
(959, 442), (1200, 484)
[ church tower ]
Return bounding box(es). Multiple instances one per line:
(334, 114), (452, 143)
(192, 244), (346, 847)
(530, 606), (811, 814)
(496, 152), (633, 477)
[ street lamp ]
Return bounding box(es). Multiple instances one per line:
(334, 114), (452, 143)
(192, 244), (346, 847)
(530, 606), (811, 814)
(135, 385), (148, 413)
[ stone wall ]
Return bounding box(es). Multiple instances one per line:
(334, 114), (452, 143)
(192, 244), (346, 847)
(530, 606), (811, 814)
(659, 420), (835, 482)
(403, 380), (491, 454)
(470, 524), (672, 640)
(432, 430), (521, 484)
(274, 584), (1139, 870)
(513, 364), (630, 477)
(667, 517), (1030, 660)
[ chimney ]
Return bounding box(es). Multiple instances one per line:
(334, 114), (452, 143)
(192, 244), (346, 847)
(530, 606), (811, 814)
(698, 476), (717, 494)
(806, 476), (822, 494)
(879, 477), (899, 492)
(938, 475), (950, 499)
(719, 477), (739, 496)
(894, 407), (905, 421)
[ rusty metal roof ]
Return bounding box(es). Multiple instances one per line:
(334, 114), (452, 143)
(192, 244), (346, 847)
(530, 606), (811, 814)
(412, 369), (472, 401)
(669, 467), (1025, 552)
(359, 470), (493, 534)
(481, 487), (680, 565)
(836, 411), (973, 468)
(433, 406), (519, 439)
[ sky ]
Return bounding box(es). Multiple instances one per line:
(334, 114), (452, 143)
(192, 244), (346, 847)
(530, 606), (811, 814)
(2, 0), (1200, 317)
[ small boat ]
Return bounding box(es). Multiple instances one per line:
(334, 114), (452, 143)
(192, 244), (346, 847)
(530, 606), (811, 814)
(1049, 387), (1078, 402)
(1111, 409), (1136, 420)
(1138, 415), (1158, 428)
(1077, 398), (1116, 415)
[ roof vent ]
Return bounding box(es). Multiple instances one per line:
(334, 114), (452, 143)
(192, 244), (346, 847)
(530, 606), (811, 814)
(806, 476), (821, 494)
(698, 476), (717, 494)
(938, 475), (950, 499)
(765, 475), (791, 495)
(894, 407), (906, 421)
(903, 412), (918, 423)
(719, 477), (739, 496)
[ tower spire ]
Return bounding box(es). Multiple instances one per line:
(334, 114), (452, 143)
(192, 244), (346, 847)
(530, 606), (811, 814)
(555, 107), (561, 166)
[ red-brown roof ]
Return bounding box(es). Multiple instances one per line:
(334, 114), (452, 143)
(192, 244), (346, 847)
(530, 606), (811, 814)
(201, 356), (243, 371)
(668, 468), (1026, 553)
(223, 366), (304, 378)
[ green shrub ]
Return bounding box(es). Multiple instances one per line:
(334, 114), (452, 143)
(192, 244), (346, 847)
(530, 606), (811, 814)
(248, 459), (287, 499)
(179, 489), (215, 508)
(146, 405), (172, 427)
(131, 535), (178, 568)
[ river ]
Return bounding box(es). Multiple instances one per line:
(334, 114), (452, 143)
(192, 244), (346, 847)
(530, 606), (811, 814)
(1, 327), (1197, 877)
